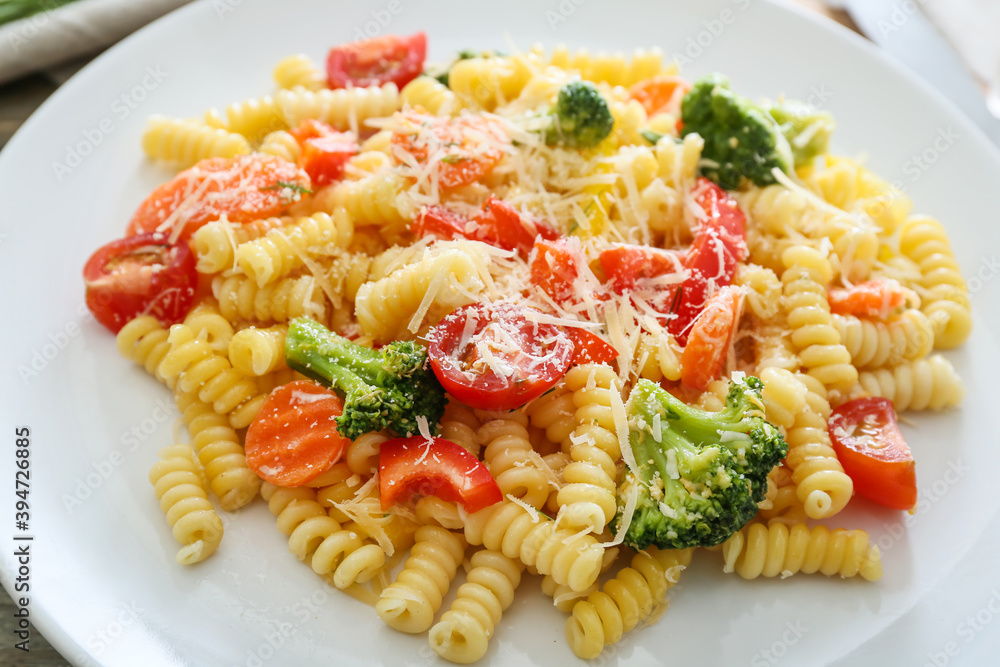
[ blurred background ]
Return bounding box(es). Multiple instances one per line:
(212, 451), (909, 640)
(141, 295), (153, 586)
(0, 0), (996, 663)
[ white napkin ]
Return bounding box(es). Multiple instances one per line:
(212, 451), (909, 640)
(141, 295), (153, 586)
(0, 0), (192, 85)
(922, 0), (1000, 84)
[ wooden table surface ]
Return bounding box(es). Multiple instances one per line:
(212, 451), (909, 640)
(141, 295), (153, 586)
(0, 3), (854, 665)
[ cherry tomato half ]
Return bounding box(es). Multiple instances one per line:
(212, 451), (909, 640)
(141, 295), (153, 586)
(83, 233), (197, 333)
(326, 32), (427, 90)
(828, 397), (916, 510)
(426, 302), (574, 411)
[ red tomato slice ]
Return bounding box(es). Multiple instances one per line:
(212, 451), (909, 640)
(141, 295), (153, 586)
(691, 177), (747, 262)
(427, 302), (574, 411)
(378, 436), (501, 512)
(126, 155), (311, 241)
(290, 119), (359, 188)
(828, 397), (916, 510)
(667, 179), (748, 345)
(413, 205), (473, 241)
(391, 111), (509, 189)
(326, 32), (427, 90)
(474, 196), (559, 257)
(566, 328), (618, 365)
(679, 285), (743, 390)
(628, 75), (690, 117)
(414, 198), (557, 258)
(530, 238), (582, 305)
(668, 228), (740, 344)
(245, 380), (351, 487)
(829, 279), (907, 319)
(83, 233), (197, 333)
(599, 245), (686, 294)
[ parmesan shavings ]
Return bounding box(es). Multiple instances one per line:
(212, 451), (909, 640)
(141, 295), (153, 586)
(605, 481), (638, 548)
(609, 381), (637, 476)
(330, 497), (396, 557)
(506, 494), (541, 523)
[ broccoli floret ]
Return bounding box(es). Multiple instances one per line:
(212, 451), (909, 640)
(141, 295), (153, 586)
(284, 317), (446, 440)
(680, 73), (793, 189)
(763, 99), (836, 164)
(613, 375), (787, 550)
(544, 80), (615, 149)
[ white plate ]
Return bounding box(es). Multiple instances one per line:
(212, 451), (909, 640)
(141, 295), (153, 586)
(2, 1), (1000, 665)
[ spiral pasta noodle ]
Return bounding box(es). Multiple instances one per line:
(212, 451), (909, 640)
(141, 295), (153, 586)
(277, 83), (401, 131)
(547, 45), (665, 87)
(832, 309), (934, 369)
(174, 388), (260, 511)
(857, 354), (964, 411)
(757, 367), (808, 430)
(462, 499), (604, 593)
(721, 522), (882, 581)
(565, 547), (692, 659)
(479, 417), (550, 510)
(780, 245), (858, 392)
(376, 525), (467, 633)
(755, 485), (809, 525)
(142, 116), (250, 167)
(783, 373), (853, 520)
(190, 216), (293, 274)
(262, 482), (387, 589)
(439, 401), (482, 456)
(525, 380), (577, 450)
(354, 248), (491, 341)
(227, 324), (287, 376)
(318, 169), (415, 228)
(116, 315), (173, 383)
(429, 548), (525, 663)
(803, 155), (911, 235)
(257, 130), (301, 164)
(556, 364), (624, 533)
(447, 55), (534, 111)
(212, 273), (328, 326)
(182, 300), (234, 353)
(737, 263), (782, 321)
(157, 323), (266, 429)
(148, 444), (224, 565)
(205, 95), (286, 145)
(898, 215), (972, 349)
(344, 431), (387, 477)
(633, 332), (681, 383)
(401, 76), (458, 115)
(236, 210), (354, 287)
(273, 53), (326, 91)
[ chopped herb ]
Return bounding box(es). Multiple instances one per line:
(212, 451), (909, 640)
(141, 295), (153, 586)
(641, 129), (665, 145)
(668, 285), (684, 316)
(440, 154), (468, 165)
(262, 181), (313, 196)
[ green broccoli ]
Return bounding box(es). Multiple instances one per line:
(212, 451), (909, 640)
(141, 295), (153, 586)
(284, 317), (446, 440)
(680, 73), (793, 189)
(763, 99), (836, 164)
(613, 374), (787, 550)
(543, 80), (615, 149)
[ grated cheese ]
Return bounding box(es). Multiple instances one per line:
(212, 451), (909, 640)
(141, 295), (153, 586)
(506, 494), (541, 523)
(605, 481), (638, 548)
